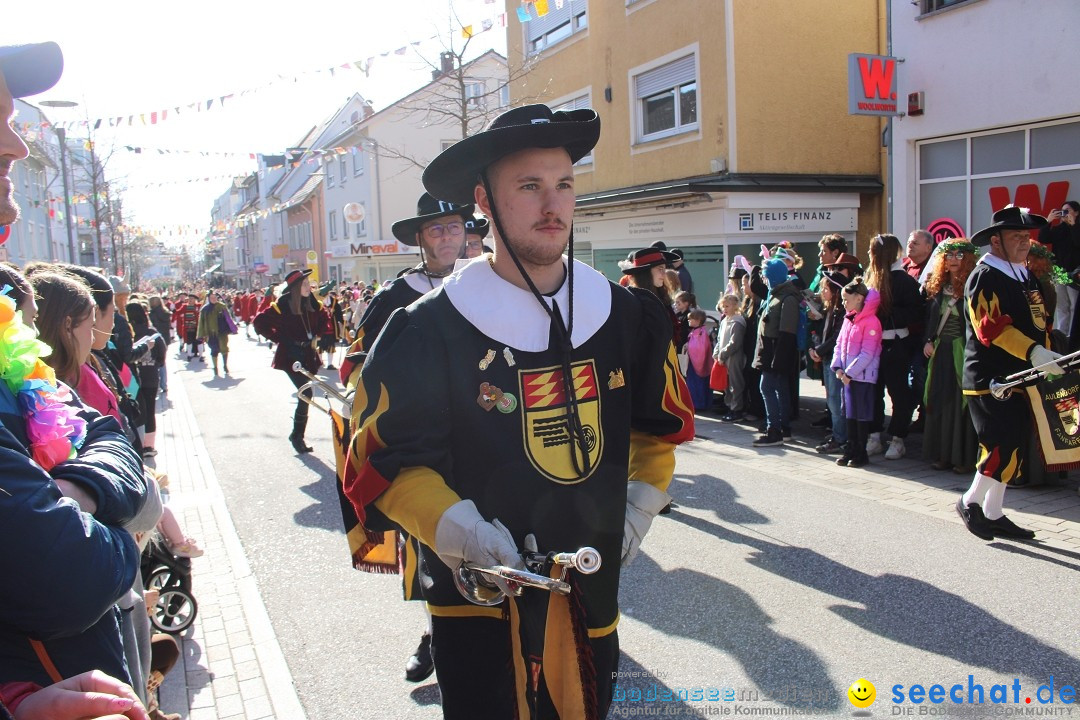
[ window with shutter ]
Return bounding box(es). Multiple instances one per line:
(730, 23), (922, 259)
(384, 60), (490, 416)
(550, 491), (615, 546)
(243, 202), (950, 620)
(525, 0), (588, 55)
(633, 54), (698, 142)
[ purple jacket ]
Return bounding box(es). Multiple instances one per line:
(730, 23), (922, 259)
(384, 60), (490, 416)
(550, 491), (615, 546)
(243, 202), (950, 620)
(831, 289), (882, 383)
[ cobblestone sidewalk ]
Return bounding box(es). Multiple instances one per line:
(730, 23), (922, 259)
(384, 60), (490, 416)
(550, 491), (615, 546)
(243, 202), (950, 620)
(153, 356), (306, 720)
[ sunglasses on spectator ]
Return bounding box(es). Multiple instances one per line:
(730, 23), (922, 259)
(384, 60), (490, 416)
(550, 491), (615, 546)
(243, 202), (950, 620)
(423, 222), (465, 238)
(944, 252), (965, 260)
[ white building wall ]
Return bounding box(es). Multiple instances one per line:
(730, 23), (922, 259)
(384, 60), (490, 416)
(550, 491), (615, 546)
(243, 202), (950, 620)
(891, 0), (1080, 237)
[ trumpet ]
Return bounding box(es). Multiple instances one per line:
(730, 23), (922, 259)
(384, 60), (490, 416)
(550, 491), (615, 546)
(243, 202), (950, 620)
(453, 547), (602, 607)
(291, 361), (354, 415)
(989, 348), (1080, 400)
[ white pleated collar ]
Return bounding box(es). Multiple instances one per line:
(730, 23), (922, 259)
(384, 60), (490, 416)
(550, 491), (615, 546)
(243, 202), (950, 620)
(442, 256), (612, 352)
(402, 270), (444, 295)
(978, 253), (1030, 280)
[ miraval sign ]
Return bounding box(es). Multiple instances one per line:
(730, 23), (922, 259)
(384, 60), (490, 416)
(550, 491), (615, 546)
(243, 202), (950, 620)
(848, 53), (902, 117)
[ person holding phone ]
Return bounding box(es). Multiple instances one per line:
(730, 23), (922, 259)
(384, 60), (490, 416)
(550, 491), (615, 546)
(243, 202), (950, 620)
(1041, 201), (1080, 340)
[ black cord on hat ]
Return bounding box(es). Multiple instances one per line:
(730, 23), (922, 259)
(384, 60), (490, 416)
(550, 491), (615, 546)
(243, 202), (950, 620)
(479, 170), (592, 480)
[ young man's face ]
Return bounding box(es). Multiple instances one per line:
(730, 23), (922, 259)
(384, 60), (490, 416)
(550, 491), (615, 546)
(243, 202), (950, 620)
(478, 146), (575, 268)
(0, 73), (31, 226)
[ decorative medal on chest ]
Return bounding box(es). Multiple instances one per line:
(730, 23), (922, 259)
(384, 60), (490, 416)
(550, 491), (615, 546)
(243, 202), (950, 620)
(479, 349), (496, 371)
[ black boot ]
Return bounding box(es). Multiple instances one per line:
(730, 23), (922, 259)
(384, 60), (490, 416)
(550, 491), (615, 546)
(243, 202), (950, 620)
(289, 416), (312, 454)
(405, 633), (434, 682)
(848, 421), (870, 468)
(836, 419), (857, 466)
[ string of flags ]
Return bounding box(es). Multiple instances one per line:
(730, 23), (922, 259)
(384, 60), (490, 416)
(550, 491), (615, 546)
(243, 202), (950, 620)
(24, 4), (510, 134)
(514, 0), (568, 23)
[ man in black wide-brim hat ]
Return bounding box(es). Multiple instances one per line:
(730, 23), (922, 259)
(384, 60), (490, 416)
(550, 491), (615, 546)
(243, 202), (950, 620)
(338, 191), (473, 390)
(956, 205), (1067, 542)
(341, 104), (695, 718)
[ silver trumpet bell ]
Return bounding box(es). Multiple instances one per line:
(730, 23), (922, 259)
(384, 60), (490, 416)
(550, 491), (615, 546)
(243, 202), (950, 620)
(453, 547), (602, 606)
(988, 348), (1080, 400)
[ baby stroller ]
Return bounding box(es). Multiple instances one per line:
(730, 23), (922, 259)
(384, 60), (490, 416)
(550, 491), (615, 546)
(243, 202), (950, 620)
(141, 539), (198, 634)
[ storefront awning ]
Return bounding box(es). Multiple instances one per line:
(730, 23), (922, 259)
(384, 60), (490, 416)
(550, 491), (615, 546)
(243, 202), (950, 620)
(575, 173), (883, 210)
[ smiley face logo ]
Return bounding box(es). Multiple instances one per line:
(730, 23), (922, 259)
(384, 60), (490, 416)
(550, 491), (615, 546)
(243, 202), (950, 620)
(848, 678), (876, 709)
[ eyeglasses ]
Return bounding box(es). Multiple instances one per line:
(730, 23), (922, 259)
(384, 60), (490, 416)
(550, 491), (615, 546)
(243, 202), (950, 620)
(944, 252), (965, 260)
(423, 222), (464, 238)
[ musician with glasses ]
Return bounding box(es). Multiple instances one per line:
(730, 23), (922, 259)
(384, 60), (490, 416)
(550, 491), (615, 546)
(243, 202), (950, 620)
(955, 207), (1066, 541)
(343, 104), (694, 719)
(337, 192), (472, 684)
(339, 193), (472, 391)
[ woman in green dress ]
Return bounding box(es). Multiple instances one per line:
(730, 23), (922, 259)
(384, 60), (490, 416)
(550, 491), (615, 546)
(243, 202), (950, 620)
(921, 240), (979, 473)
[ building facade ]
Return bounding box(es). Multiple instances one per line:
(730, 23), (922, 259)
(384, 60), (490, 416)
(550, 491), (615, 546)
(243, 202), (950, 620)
(506, 0), (886, 306)
(326, 50), (509, 284)
(891, 0), (1079, 245)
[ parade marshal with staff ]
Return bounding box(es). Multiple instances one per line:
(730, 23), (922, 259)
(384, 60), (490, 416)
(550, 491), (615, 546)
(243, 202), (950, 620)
(956, 206), (1073, 541)
(342, 104), (695, 719)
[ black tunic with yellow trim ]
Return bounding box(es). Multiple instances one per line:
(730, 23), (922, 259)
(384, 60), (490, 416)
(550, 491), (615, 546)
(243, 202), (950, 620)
(963, 257), (1049, 394)
(339, 274), (429, 389)
(337, 271), (439, 599)
(963, 256), (1051, 483)
(345, 258), (694, 635)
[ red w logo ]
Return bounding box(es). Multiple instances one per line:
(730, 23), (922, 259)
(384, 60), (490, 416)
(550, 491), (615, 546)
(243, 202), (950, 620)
(988, 181), (1070, 218)
(988, 181), (1070, 242)
(858, 57), (896, 101)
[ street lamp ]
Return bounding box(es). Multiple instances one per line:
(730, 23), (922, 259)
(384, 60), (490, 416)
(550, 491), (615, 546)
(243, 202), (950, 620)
(40, 100), (78, 263)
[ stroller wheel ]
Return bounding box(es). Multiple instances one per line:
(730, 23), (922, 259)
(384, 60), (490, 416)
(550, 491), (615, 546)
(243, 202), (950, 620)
(151, 588), (198, 634)
(146, 566), (192, 593)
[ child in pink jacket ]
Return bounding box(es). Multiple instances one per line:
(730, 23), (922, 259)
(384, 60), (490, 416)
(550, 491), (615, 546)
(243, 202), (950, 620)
(830, 278), (882, 467)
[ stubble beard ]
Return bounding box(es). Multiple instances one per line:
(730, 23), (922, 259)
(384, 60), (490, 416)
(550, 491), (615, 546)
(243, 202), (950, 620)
(505, 228), (570, 270)
(0, 189), (19, 227)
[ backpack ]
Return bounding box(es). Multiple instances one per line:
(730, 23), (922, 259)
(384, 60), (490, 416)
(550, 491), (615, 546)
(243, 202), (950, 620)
(796, 299), (812, 352)
(686, 326), (714, 377)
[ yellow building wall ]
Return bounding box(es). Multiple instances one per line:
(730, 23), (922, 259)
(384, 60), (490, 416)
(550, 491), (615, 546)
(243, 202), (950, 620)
(731, 0), (882, 176)
(507, 0), (727, 196)
(506, 0), (886, 238)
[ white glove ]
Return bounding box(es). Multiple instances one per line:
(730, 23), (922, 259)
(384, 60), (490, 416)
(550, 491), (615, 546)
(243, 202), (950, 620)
(622, 481), (671, 567)
(1029, 345), (1065, 376)
(434, 499), (523, 571)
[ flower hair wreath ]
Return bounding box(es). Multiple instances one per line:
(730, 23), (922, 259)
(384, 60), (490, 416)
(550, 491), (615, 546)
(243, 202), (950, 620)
(0, 286), (87, 471)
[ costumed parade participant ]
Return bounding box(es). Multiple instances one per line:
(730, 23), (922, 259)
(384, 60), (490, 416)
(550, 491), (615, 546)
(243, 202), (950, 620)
(343, 104), (694, 719)
(196, 290), (235, 377)
(252, 270), (332, 454)
(956, 207), (1068, 540)
(339, 191), (474, 683)
(921, 240), (979, 473)
(338, 193), (475, 389)
(464, 215), (490, 259)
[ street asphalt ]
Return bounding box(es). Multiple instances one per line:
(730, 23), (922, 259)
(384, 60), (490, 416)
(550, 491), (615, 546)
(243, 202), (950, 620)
(177, 331), (1080, 719)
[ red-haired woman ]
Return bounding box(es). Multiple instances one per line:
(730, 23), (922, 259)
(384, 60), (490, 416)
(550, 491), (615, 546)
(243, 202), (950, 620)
(921, 240), (979, 473)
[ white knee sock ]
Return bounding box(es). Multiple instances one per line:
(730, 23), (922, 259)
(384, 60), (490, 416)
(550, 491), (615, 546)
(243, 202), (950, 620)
(981, 482), (1007, 520)
(962, 473), (996, 508)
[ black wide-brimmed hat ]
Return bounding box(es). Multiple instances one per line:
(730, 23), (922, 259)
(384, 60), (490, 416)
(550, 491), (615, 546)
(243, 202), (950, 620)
(422, 104), (601, 204)
(619, 248), (678, 275)
(970, 206), (1048, 247)
(391, 192), (475, 246)
(465, 216), (490, 239)
(283, 268), (313, 288)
